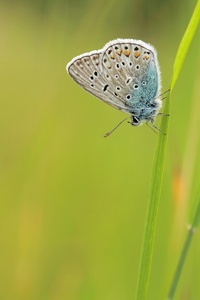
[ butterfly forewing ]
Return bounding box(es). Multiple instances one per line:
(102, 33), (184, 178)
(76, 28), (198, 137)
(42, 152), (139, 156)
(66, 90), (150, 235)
(67, 51), (129, 112)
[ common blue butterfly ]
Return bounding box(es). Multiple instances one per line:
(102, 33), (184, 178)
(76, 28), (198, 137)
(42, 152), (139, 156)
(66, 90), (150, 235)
(67, 39), (163, 136)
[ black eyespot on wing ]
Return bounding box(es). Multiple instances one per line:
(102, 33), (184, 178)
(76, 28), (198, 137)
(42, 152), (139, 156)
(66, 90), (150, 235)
(103, 84), (109, 91)
(150, 102), (156, 107)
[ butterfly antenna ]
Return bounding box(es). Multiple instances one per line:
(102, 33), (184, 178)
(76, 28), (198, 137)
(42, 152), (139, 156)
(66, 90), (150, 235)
(104, 117), (130, 138)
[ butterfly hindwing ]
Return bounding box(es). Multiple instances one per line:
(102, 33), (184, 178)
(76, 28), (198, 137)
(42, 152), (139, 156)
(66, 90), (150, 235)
(100, 39), (160, 110)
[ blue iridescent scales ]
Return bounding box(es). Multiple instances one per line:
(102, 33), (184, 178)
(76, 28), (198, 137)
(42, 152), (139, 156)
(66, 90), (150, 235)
(66, 39), (162, 129)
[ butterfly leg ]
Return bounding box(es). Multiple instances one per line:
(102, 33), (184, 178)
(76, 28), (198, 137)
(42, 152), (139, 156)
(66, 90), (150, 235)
(146, 120), (166, 135)
(158, 89), (171, 98)
(146, 120), (159, 134)
(157, 113), (170, 117)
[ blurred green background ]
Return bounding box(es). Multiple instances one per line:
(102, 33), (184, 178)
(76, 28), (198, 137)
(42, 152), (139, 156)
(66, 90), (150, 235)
(0, 0), (200, 299)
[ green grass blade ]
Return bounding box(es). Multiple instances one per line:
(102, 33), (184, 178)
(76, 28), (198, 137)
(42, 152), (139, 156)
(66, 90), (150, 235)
(171, 0), (200, 91)
(135, 96), (170, 300)
(167, 199), (200, 300)
(135, 1), (200, 299)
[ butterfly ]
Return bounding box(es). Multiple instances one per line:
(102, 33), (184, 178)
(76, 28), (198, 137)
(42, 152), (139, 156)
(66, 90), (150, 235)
(67, 39), (165, 136)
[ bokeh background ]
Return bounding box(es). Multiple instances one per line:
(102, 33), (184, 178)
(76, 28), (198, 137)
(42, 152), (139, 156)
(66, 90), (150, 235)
(0, 0), (200, 299)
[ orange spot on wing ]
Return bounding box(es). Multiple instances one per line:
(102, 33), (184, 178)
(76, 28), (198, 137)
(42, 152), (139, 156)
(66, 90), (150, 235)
(116, 49), (122, 55)
(110, 54), (115, 59)
(143, 55), (149, 60)
(134, 51), (140, 58)
(124, 50), (130, 57)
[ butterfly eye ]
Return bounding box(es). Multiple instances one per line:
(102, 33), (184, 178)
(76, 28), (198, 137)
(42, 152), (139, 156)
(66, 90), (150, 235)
(132, 116), (140, 125)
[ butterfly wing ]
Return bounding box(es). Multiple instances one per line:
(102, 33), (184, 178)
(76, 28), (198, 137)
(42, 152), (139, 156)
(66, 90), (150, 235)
(67, 50), (129, 113)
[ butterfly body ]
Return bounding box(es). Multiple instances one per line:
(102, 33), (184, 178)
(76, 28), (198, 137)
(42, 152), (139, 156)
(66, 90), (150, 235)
(67, 39), (162, 127)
